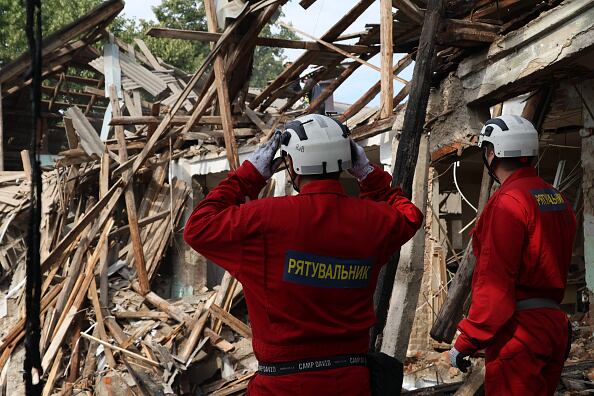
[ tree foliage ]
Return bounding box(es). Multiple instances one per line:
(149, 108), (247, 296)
(0, 0), (102, 67)
(0, 0), (296, 87)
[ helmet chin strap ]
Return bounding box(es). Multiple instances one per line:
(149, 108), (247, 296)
(283, 156), (301, 193)
(482, 148), (501, 185)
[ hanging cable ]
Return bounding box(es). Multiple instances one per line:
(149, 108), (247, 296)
(453, 161), (478, 213)
(24, 0), (44, 394)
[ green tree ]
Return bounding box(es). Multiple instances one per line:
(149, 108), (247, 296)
(0, 0), (296, 87)
(0, 0), (102, 67)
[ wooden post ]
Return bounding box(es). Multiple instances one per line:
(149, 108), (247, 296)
(109, 85), (150, 295)
(380, 133), (430, 360)
(204, 0), (239, 170)
(380, 0), (394, 119)
(371, 0), (445, 351)
(20, 150), (32, 181)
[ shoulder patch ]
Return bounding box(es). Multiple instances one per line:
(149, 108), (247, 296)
(530, 188), (567, 212)
(283, 250), (373, 288)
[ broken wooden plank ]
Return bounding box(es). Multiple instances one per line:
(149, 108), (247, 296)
(134, 286), (190, 324)
(204, 0), (239, 170)
(41, 348), (63, 396)
(110, 114), (251, 126)
(453, 361), (485, 395)
(80, 332), (159, 366)
(109, 84), (150, 295)
(204, 328), (235, 353)
(146, 27), (369, 53)
(99, 152), (110, 309)
(305, 49), (380, 114)
(209, 303), (252, 339)
(20, 150), (31, 182)
(381, 0), (394, 119)
(179, 310), (210, 363)
(133, 38), (167, 72)
(114, 311), (169, 320)
(250, 0), (375, 111)
(88, 280), (117, 368)
(42, 218), (114, 371)
(279, 22), (407, 86)
(244, 106), (269, 134)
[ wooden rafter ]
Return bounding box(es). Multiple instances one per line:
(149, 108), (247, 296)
(147, 27), (369, 54)
(250, 0), (375, 111)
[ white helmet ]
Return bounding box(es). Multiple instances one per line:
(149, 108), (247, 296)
(478, 115), (538, 158)
(280, 114), (351, 175)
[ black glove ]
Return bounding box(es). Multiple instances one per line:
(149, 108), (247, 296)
(448, 347), (471, 373)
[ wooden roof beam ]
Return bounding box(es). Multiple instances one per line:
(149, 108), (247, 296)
(381, 0), (394, 119)
(459, 0), (594, 106)
(392, 0), (425, 24)
(438, 18), (499, 46)
(147, 28), (370, 54)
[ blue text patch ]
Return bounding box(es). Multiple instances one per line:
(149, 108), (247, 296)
(530, 188), (567, 212)
(283, 250), (373, 288)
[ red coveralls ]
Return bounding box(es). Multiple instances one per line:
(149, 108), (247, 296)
(454, 167), (576, 395)
(184, 161), (423, 396)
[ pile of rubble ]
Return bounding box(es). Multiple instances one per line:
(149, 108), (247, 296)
(0, 74), (261, 396)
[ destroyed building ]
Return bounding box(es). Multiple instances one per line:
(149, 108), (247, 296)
(0, 0), (593, 394)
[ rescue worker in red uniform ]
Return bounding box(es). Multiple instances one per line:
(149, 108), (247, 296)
(184, 114), (423, 395)
(448, 115), (577, 395)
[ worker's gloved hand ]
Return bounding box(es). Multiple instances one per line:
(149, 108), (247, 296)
(348, 140), (374, 181)
(247, 131), (283, 180)
(448, 347), (471, 373)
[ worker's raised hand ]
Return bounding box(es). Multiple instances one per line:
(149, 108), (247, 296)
(348, 140), (374, 181)
(448, 347), (471, 373)
(247, 131), (283, 180)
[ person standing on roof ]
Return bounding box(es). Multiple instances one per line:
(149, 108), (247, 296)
(448, 115), (577, 395)
(184, 114), (423, 395)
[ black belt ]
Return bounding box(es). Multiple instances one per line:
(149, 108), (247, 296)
(516, 298), (561, 311)
(258, 354), (367, 376)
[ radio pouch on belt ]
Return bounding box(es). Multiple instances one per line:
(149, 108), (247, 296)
(367, 352), (404, 396)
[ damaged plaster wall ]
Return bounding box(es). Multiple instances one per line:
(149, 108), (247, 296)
(426, 73), (489, 156)
(581, 79), (594, 293)
(458, 0), (594, 106)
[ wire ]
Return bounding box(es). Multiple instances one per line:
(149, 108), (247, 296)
(24, 0), (43, 393)
(453, 161), (478, 213)
(312, 0), (326, 37)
